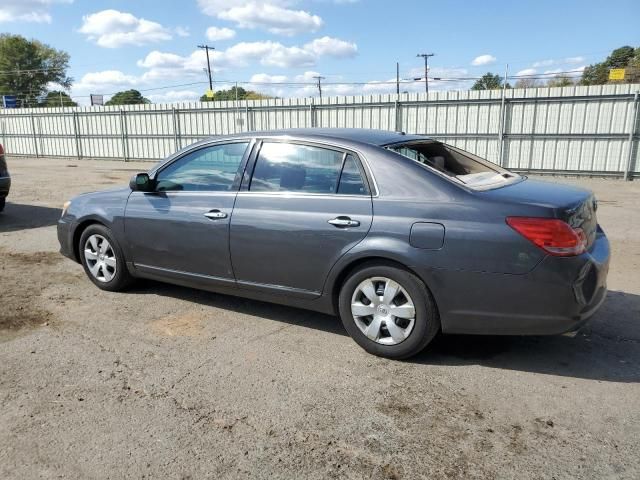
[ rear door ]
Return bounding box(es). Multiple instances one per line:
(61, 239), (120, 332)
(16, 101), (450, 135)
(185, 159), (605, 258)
(125, 140), (251, 282)
(229, 140), (373, 297)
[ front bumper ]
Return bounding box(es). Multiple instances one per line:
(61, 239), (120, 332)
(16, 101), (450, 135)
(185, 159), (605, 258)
(57, 217), (77, 262)
(426, 229), (611, 335)
(0, 176), (10, 197)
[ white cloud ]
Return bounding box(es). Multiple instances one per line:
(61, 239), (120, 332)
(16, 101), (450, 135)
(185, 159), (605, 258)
(175, 26), (190, 37)
(79, 10), (172, 48)
(135, 35), (357, 82)
(471, 54), (496, 66)
(0, 0), (71, 23)
(532, 59), (554, 68)
(250, 73), (288, 83)
(515, 68), (537, 77)
(198, 0), (323, 36)
(197, 0), (293, 15)
(565, 56), (585, 64)
(206, 26), (236, 41)
(304, 36), (357, 58)
(533, 56), (587, 68)
(147, 90), (201, 103)
(226, 41), (316, 68)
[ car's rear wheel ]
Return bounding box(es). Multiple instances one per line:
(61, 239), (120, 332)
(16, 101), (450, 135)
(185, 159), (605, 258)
(338, 262), (440, 359)
(79, 224), (133, 291)
(0, 197), (5, 212)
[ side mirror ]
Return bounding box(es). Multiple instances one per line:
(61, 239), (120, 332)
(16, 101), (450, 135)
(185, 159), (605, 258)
(129, 173), (153, 192)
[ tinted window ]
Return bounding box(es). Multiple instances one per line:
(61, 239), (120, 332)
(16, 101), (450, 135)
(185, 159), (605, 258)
(338, 154), (367, 195)
(250, 142), (343, 194)
(156, 142), (249, 192)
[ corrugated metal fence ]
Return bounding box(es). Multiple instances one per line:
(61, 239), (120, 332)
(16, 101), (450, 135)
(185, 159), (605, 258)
(1, 84), (639, 178)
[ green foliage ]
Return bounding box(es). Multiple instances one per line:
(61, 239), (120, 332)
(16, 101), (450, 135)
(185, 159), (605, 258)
(0, 34), (71, 107)
(105, 89), (151, 106)
(39, 90), (77, 107)
(200, 86), (273, 102)
(471, 72), (510, 90)
(580, 46), (638, 85)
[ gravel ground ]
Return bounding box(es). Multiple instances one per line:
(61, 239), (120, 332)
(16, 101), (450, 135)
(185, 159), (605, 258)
(1, 157), (639, 479)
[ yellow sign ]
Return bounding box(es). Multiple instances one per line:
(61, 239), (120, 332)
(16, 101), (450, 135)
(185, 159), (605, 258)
(609, 69), (625, 80)
(205, 89), (215, 99)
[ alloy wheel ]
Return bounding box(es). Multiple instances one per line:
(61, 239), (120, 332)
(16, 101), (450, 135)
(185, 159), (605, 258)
(84, 234), (117, 283)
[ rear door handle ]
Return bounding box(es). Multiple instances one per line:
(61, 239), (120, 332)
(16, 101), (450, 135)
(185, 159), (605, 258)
(204, 210), (228, 220)
(328, 216), (360, 228)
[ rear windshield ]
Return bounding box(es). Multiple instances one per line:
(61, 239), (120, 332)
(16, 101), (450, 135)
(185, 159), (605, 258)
(386, 141), (520, 190)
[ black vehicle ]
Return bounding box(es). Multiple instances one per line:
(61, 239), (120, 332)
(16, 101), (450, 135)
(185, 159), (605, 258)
(58, 129), (610, 359)
(0, 144), (10, 212)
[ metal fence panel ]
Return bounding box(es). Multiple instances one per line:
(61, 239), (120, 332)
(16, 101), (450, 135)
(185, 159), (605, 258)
(0, 84), (638, 176)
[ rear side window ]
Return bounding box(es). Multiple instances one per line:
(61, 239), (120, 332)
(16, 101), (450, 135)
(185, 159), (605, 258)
(250, 142), (344, 194)
(156, 142), (249, 192)
(338, 154), (367, 195)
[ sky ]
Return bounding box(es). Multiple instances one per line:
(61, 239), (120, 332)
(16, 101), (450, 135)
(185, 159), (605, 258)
(0, 0), (638, 104)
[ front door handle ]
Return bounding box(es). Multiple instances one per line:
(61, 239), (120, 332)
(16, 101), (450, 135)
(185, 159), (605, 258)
(204, 210), (228, 220)
(328, 216), (360, 228)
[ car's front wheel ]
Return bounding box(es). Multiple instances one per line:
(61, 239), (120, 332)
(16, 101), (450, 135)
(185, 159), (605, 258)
(338, 262), (440, 359)
(79, 224), (133, 291)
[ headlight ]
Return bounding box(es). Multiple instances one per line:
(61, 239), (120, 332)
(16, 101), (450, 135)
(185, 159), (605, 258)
(62, 200), (71, 217)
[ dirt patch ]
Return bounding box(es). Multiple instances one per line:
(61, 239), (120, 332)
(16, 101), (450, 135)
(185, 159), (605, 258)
(3, 250), (62, 266)
(150, 311), (207, 337)
(0, 250), (59, 333)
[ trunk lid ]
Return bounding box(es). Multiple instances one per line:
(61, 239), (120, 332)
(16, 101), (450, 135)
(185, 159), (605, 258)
(480, 178), (598, 249)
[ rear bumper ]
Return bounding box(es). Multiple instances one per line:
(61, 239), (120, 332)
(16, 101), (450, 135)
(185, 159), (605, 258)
(425, 229), (611, 335)
(0, 176), (10, 197)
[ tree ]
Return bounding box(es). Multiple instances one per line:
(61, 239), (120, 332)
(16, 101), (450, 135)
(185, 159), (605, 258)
(547, 75), (575, 88)
(105, 89), (150, 106)
(39, 90), (77, 107)
(471, 72), (510, 90)
(514, 78), (542, 89)
(200, 86), (273, 102)
(0, 34), (71, 107)
(580, 46), (637, 85)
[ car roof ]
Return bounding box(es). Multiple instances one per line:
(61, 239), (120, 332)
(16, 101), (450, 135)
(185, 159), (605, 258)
(208, 128), (430, 147)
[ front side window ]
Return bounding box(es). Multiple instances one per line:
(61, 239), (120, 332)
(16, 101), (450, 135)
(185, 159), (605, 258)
(156, 142), (249, 192)
(250, 142), (345, 194)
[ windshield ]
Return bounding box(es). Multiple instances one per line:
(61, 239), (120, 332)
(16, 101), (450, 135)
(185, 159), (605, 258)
(386, 140), (520, 190)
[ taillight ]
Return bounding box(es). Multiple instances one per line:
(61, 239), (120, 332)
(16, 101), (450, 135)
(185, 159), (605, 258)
(506, 217), (587, 256)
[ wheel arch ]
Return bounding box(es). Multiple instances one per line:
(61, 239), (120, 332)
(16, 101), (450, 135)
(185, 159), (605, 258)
(72, 218), (107, 262)
(328, 255), (437, 316)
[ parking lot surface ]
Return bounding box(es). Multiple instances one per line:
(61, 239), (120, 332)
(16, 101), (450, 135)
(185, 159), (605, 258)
(1, 157), (639, 479)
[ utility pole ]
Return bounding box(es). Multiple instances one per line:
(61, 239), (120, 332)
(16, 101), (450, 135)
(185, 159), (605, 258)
(416, 53), (435, 94)
(396, 62), (400, 95)
(312, 75), (325, 99)
(197, 44), (214, 91)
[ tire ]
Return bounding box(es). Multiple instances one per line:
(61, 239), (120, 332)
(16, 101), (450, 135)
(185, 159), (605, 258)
(0, 197), (5, 212)
(338, 262), (440, 359)
(78, 224), (133, 292)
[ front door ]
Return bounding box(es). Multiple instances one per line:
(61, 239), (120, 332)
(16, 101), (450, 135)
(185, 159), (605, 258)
(125, 141), (251, 281)
(230, 141), (373, 297)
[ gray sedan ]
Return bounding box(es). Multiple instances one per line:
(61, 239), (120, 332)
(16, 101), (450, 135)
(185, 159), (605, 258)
(57, 129), (610, 359)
